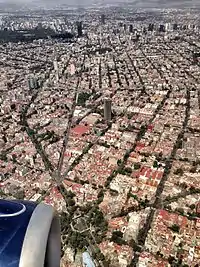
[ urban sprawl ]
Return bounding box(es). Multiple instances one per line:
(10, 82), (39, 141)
(0, 4), (200, 267)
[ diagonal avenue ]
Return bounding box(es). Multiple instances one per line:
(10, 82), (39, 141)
(130, 87), (191, 266)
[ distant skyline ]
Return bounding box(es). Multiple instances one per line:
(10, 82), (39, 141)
(0, 0), (199, 8)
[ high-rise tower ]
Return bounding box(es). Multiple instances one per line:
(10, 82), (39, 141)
(101, 14), (106, 25)
(159, 24), (165, 32)
(28, 76), (38, 90)
(129, 24), (133, 33)
(77, 21), (83, 37)
(104, 98), (112, 122)
(148, 23), (154, 31)
(173, 23), (178, 31)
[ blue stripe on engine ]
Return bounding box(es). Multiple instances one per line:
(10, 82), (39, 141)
(0, 200), (37, 267)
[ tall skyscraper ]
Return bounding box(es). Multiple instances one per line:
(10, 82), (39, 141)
(136, 34), (140, 41)
(173, 23), (178, 31)
(77, 21), (83, 37)
(143, 27), (147, 34)
(129, 24), (133, 33)
(53, 59), (59, 82)
(148, 23), (154, 31)
(159, 24), (165, 32)
(101, 14), (106, 24)
(28, 76), (39, 90)
(104, 98), (112, 122)
(53, 59), (58, 71)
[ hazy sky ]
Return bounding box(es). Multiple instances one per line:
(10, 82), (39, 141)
(0, 0), (133, 6)
(0, 0), (199, 7)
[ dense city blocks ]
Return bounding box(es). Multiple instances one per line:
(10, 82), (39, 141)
(0, 1), (200, 267)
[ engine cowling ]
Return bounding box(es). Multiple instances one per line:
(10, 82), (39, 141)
(0, 199), (61, 267)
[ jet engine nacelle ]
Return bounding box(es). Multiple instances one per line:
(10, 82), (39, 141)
(0, 199), (61, 267)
